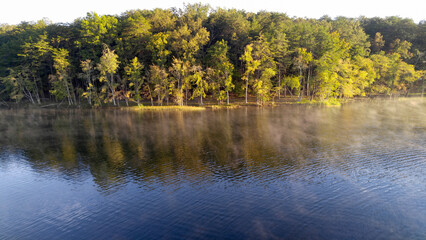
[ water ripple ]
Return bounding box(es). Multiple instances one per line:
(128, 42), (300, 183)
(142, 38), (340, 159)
(0, 100), (425, 239)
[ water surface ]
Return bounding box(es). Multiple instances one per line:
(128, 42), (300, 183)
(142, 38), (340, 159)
(0, 99), (425, 239)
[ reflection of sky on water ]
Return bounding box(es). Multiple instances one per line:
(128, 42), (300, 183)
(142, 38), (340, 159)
(0, 99), (425, 239)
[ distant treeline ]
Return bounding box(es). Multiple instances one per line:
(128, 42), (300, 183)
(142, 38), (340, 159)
(0, 4), (425, 106)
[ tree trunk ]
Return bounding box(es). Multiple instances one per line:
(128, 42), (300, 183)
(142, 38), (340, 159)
(284, 85), (287, 97)
(278, 65), (281, 100)
(245, 72), (249, 104)
(298, 67), (303, 101)
(287, 87), (293, 96)
(35, 90), (41, 104)
(33, 77), (41, 104)
(218, 88), (221, 105)
(111, 88), (116, 105)
(65, 82), (72, 105)
(87, 75), (92, 105)
(180, 88), (183, 106)
(25, 89), (35, 104)
(110, 73), (116, 106)
(227, 90), (229, 105)
(307, 66), (311, 98)
(71, 83), (77, 105)
(147, 85), (154, 106)
(136, 82), (140, 106)
(200, 80), (203, 105)
(178, 77), (183, 106)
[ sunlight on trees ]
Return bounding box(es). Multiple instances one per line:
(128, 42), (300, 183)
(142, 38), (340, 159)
(0, 6), (424, 106)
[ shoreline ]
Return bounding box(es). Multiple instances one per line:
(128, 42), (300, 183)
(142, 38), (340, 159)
(0, 95), (423, 110)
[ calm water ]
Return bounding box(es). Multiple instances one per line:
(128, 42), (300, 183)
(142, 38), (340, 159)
(0, 99), (425, 239)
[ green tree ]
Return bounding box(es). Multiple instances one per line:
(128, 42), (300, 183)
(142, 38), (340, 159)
(119, 10), (152, 60)
(390, 39), (413, 59)
(125, 57), (144, 105)
(350, 56), (376, 96)
(49, 48), (74, 105)
(206, 8), (251, 63)
(294, 47), (313, 99)
(315, 32), (350, 99)
(370, 52), (420, 96)
(252, 35), (276, 104)
(149, 64), (168, 105)
(169, 58), (189, 106)
(144, 8), (177, 33)
(1, 9), (425, 105)
(147, 32), (171, 66)
(331, 17), (371, 57)
(19, 33), (54, 103)
(121, 10), (151, 39)
(282, 75), (300, 96)
(334, 57), (376, 98)
(190, 65), (208, 105)
(207, 40), (234, 104)
(170, 4), (210, 64)
(80, 59), (98, 106)
(97, 45), (120, 105)
(371, 32), (385, 53)
(1, 65), (35, 103)
(240, 44), (260, 103)
(77, 12), (118, 60)
(270, 31), (290, 99)
(253, 67), (275, 105)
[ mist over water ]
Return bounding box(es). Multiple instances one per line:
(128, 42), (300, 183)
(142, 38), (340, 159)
(0, 99), (425, 239)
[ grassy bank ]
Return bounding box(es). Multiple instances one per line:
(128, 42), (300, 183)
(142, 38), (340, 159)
(295, 98), (343, 106)
(2, 95), (423, 110)
(127, 105), (206, 111)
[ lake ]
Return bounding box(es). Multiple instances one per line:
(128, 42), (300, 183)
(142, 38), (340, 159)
(0, 99), (425, 239)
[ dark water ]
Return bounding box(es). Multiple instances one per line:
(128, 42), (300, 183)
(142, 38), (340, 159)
(0, 99), (425, 239)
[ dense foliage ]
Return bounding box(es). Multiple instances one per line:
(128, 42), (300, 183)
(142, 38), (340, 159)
(0, 4), (424, 106)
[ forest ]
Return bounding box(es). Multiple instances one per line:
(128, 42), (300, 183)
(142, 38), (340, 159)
(0, 3), (425, 107)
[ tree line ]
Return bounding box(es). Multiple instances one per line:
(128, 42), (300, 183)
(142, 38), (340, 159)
(0, 4), (425, 106)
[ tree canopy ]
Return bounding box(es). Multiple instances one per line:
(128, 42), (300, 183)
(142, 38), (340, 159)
(0, 5), (424, 106)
